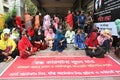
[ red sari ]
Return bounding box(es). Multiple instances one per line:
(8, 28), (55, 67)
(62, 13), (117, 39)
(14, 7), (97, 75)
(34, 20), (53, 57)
(16, 16), (23, 32)
(66, 13), (73, 28)
(85, 32), (99, 47)
(18, 36), (37, 58)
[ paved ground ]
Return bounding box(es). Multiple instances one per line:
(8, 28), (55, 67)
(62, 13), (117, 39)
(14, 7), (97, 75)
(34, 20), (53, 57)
(0, 44), (120, 80)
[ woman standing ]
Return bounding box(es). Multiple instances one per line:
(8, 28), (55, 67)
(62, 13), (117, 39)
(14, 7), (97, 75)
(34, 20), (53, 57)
(34, 12), (40, 30)
(66, 10), (73, 30)
(24, 12), (33, 30)
(16, 16), (23, 32)
(43, 13), (51, 30)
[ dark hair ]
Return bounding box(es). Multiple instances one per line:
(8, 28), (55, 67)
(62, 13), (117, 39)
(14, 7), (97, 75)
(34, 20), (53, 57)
(36, 11), (39, 15)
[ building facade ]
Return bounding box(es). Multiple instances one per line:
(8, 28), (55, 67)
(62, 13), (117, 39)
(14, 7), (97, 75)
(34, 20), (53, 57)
(0, 0), (9, 14)
(0, 0), (24, 18)
(9, 0), (24, 18)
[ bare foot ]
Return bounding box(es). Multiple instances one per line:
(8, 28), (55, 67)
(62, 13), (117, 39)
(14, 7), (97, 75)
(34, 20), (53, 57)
(6, 56), (13, 63)
(4, 58), (7, 62)
(106, 52), (109, 54)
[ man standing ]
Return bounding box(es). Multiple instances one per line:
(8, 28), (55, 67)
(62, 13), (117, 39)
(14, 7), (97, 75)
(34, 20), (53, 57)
(78, 11), (86, 29)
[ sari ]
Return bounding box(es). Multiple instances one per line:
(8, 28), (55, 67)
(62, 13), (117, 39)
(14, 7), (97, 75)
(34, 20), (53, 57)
(66, 13), (73, 28)
(85, 32), (105, 58)
(18, 36), (37, 58)
(46, 28), (55, 47)
(51, 30), (67, 52)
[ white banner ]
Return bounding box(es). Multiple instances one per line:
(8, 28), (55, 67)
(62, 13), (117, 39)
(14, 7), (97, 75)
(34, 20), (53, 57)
(94, 22), (118, 36)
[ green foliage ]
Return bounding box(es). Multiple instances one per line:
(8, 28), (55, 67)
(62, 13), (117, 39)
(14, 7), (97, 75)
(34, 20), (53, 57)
(24, 0), (37, 16)
(4, 1), (17, 21)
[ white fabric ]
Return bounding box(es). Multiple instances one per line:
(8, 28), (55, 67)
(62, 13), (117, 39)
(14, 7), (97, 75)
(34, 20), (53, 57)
(65, 30), (75, 44)
(43, 14), (51, 30)
(3, 28), (10, 34)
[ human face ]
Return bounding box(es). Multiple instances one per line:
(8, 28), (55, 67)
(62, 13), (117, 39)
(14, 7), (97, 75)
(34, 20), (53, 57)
(49, 29), (53, 34)
(76, 12), (79, 15)
(77, 29), (81, 34)
(4, 33), (10, 41)
(70, 27), (73, 31)
(68, 10), (71, 14)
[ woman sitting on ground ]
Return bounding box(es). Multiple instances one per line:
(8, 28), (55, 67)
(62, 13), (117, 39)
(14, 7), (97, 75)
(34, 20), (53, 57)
(85, 32), (105, 58)
(74, 28), (86, 50)
(33, 27), (47, 50)
(10, 28), (20, 44)
(45, 28), (55, 48)
(51, 30), (67, 52)
(0, 28), (19, 62)
(65, 27), (75, 44)
(97, 29), (113, 54)
(18, 31), (37, 58)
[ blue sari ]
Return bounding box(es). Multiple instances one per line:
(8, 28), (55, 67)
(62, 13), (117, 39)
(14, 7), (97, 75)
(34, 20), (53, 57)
(51, 30), (67, 52)
(74, 33), (86, 49)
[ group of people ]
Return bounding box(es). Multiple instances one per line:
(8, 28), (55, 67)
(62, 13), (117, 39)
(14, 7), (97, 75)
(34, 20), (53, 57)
(0, 10), (119, 63)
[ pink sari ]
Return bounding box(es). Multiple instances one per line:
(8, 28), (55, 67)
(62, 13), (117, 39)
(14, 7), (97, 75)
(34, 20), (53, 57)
(46, 33), (55, 47)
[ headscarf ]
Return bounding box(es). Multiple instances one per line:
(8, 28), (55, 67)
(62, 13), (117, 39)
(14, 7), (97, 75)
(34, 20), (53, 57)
(18, 36), (32, 50)
(97, 30), (107, 46)
(54, 30), (65, 42)
(89, 32), (98, 40)
(27, 26), (34, 37)
(16, 16), (22, 27)
(1, 28), (10, 40)
(46, 28), (55, 39)
(86, 32), (98, 47)
(54, 17), (60, 24)
(104, 29), (110, 34)
(11, 28), (19, 37)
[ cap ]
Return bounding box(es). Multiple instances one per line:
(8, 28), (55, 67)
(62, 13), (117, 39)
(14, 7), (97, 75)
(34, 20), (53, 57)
(3, 28), (10, 34)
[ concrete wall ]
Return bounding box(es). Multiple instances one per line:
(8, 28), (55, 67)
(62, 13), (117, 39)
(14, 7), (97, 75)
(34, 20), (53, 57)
(0, 0), (4, 14)
(0, 0), (9, 14)
(9, 0), (24, 19)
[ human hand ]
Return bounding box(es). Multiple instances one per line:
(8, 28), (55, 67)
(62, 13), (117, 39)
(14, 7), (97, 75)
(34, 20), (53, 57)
(93, 47), (97, 50)
(2, 52), (8, 56)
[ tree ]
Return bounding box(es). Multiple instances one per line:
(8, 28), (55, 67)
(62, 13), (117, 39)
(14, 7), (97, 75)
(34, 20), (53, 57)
(4, 2), (17, 21)
(24, 0), (37, 16)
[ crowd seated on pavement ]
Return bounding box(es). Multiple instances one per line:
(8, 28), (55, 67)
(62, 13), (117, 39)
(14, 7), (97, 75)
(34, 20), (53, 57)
(0, 10), (120, 62)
